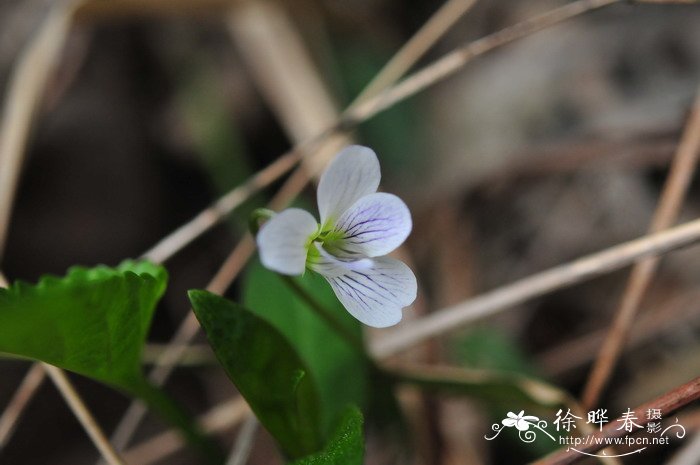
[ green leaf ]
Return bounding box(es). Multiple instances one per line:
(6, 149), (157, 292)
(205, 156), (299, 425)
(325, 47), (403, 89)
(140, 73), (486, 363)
(243, 261), (368, 436)
(454, 326), (539, 377)
(289, 406), (364, 465)
(391, 365), (572, 410)
(0, 260), (166, 390)
(189, 290), (324, 459)
(0, 262), (224, 464)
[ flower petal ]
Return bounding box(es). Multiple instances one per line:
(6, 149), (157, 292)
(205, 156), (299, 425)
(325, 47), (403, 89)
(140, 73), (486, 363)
(256, 209), (318, 275)
(326, 192), (411, 258)
(502, 419), (517, 427)
(307, 243), (374, 278)
(324, 256), (417, 328)
(317, 145), (380, 227)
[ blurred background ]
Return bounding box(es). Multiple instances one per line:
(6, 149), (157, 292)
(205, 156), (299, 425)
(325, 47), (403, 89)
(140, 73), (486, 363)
(2, 0), (700, 463)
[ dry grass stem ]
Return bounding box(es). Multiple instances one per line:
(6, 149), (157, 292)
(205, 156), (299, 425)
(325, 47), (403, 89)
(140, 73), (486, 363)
(341, 0), (620, 126)
(350, 0), (478, 105)
(141, 149), (303, 263)
(539, 290), (700, 375)
(122, 398), (250, 465)
(0, 363), (45, 450)
(43, 364), (127, 465)
(0, 0), (78, 260)
(373, 216), (700, 358)
(225, 416), (258, 465)
(581, 85), (700, 409)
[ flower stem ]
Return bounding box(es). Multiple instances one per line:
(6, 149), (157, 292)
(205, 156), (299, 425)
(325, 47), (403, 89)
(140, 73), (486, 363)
(279, 275), (366, 353)
(248, 208), (276, 235)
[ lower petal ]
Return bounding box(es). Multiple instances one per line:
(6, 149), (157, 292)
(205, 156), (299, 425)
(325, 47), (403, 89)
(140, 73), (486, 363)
(324, 256), (417, 328)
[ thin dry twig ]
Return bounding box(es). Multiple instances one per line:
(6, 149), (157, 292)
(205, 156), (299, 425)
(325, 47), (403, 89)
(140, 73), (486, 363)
(581, 86), (700, 409)
(43, 364), (127, 465)
(225, 416), (258, 465)
(0, 0), (78, 260)
(532, 376), (700, 465)
(122, 398), (250, 465)
(0, 362), (45, 449)
(350, 0), (478, 105)
(373, 215), (700, 358)
(538, 290), (700, 376)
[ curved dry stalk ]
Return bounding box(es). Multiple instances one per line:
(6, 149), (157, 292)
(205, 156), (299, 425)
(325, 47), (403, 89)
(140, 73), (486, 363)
(0, 362), (45, 449)
(350, 0), (478, 105)
(0, 0), (79, 260)
(225, 416), (258, 465)
(532, 376), (700, 465)
(43, 364), (127, 465)
(141, 149), (304, 263)
(122, 398), (250, 465)
(581, 85), (700, 410)
(372, 216), (700, 358)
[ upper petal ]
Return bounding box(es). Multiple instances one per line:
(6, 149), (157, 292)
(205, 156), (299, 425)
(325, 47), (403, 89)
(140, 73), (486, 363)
(317, 145), (380, 227)
(256, 209), (318, 275)
(324, 256), (417, 328)
(326, 192), (412, 258)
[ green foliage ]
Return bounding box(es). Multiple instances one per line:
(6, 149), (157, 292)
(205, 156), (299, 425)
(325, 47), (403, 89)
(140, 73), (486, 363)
(189, 290), (324, 459)
(0, 262), (223, 464)
(0, 261), (166, 390)
(394, 367), (568, 410)
(454, 326), (539, 377)
(243, 260), (368, 435)
(289, 407), (365, 465)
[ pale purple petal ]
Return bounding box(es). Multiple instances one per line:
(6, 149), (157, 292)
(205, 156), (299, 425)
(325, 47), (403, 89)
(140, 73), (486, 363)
(324, 256), (417, 328)
(256, 209), (318, 275)
(317, 146), (380, 227)
(326, 192), (411, 258)
(307, 243), (374, 278)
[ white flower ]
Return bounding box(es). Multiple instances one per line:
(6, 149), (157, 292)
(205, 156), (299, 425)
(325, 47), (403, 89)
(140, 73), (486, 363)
(502, 411), (539, 431)
(256, 145), (417, 328)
